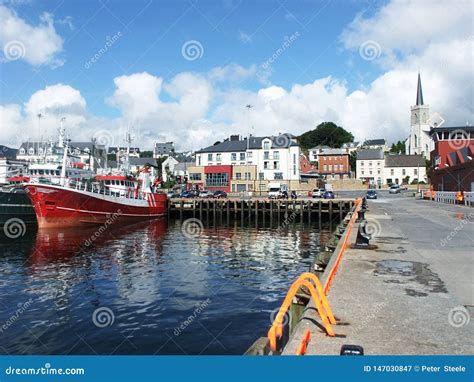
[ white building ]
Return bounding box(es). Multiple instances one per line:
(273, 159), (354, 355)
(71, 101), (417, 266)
(153, 142), (175, 158)
(384, 155), (427, 185)
(405, 73), (432, 159)
(362, 139), (389, 151)
(356, 149), (385, 186)
(196, 134), (300, 181)
(161, 156), (179, 182)
(356, 149), (427, 185)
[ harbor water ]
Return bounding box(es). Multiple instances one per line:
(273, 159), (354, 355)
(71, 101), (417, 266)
(0, 217), (334, 355)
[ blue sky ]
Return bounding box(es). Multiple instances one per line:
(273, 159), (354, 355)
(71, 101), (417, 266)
(0, 0), (472, 150)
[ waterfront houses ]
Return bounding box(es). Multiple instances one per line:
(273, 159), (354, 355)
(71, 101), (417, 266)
(356, 149), (427, 185)
(188, 134), (300, 193)
(153, 142), (175, 158)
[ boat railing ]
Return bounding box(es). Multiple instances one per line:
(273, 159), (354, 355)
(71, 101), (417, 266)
(68, 180), (151, 201)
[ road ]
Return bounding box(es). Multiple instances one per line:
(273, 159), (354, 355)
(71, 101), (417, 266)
(282, 196), (474, 355)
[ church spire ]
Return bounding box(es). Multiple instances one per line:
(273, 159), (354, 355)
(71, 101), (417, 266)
(416, 72), (424, 106)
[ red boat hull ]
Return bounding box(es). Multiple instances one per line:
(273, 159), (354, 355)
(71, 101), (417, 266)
(25, 184), (167, 228)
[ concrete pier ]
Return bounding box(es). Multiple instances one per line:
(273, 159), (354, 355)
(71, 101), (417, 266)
(281, 198), (474, 355)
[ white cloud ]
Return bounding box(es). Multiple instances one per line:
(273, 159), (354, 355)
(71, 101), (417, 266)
(1, 0), (471, 153)
(0, 5), (64, 66)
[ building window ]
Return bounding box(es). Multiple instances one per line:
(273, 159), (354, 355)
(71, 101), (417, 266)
(198, 156), (201, 166)
(414, 169), (418, 176)
(231, 153), (237, 161)
(245, 172), (251, 180)
(378, 169), (381, 175)
(324, 164), (327, 171)
(190, 173), (201, 181)
(29, 148), (35, 155)
(402, 169), (406, 176)
(369, 170), (372, 175)
(273, 161), (279, 170)
(263, 141), (270, 150)
(273, 151), (279, 160)
(361, 170), (364, 175)
(259, 172), (264, 180)
(264, 151), (269, 160)
(274, 172), (283, 180)
(240, 152), (245, 161)
(216, 153), (222, 161)
(369, 161), (372, 166)
(390, 169), (394, 175)
(329, 164), (333, 171)
(247, 151), (252, 158)
(205, 172), (229, 187)
(377, 161), (380, 166)
(360, 161), (364, 166)
(264, 162), (268, 169)
(20, 148), (25, 155)
(235, 172), (241, 180)
(208, 154), (213, 161)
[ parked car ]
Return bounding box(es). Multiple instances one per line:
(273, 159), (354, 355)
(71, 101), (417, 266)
(166, 191), (180, 198)
(180, 190), (198, 198)
(213, 190), (227, 198)
(198, 190), (211, 198)
(323, 191), (335, 199)
(311, 188), (325, 198)
(366, 190), (377, 199)
(389, 185), (401, 194)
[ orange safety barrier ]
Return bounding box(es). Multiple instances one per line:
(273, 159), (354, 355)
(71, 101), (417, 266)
(267, 274), (336, 352)
(323, 198), (362, 295)
(295, 329), (311, 355)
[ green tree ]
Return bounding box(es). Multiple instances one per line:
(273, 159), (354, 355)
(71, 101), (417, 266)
(390, 141), (405, 154)
(140, 150), (153, 158)
(298, 122), (354, 150)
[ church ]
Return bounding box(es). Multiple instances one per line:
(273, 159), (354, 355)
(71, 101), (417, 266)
(405, 73), (432, 159)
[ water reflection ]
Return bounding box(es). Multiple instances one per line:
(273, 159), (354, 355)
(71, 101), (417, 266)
(0, 217), (334, 355)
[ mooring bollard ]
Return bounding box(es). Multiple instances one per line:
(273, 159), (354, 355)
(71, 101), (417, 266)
(355, 221), (371, 247)
(356, 209), (366, 223)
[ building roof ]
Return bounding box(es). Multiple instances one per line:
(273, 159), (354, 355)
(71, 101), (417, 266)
(357, 149), (384, 160)
(385, 154), (425, 168)
(363, 139), (386, 146)
(309, 145), (330, 151)
(429, 126), (474, 136)
(342, 141), (359, 148)
(318, 148), (349, 155)
(108, 147), (140, 153)
(196, 134), (298, 153)
(0, 145), (18, 159)
(129, 157), (157, 166)
(416, 72), (424, 106)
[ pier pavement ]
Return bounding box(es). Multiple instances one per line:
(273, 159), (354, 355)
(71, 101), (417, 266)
(282, 197), (474, 355)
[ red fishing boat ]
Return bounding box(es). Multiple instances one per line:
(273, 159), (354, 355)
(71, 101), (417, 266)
(25, 133), (167, 228)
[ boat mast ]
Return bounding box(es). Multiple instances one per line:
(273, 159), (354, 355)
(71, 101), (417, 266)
(59, 118), (68, 186)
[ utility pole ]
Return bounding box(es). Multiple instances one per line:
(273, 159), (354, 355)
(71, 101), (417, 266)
(245, 104), (253, 194)
(37, 113), (43, 162)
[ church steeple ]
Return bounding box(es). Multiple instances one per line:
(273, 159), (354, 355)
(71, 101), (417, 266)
(416, 72), (424, 106)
